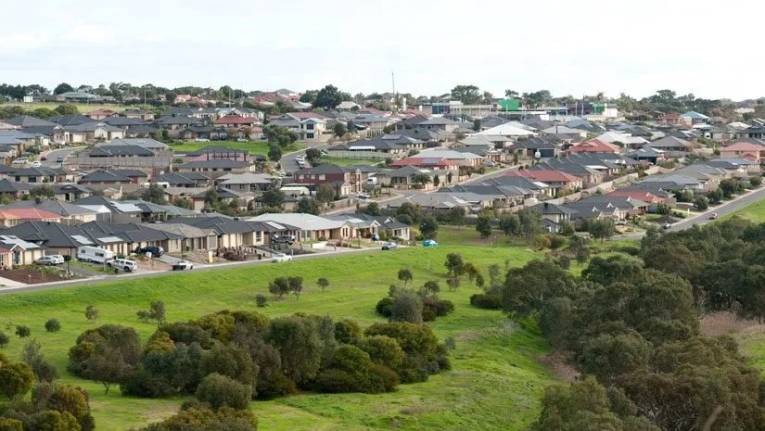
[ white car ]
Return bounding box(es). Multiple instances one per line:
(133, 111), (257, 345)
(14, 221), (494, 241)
(36, 255), (65, 266)
(194, 138), (210, 142)
(30, 161), (42, 168)
(108, 258), (138, 272)
(271, 253), (293, 263)
(172, 260), (194, 271)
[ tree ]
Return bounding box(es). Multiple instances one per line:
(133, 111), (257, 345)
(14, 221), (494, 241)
(450, 85), (481, 104)
(33, 383), (94, 431)
(266, 316), (323, 385)
(476, 214), (493, 238)
(139, 405), (257, 431)
(55, 104), (79, 115)
(397, 268), (413, 286)
(45, 319), (61, 333)
(68, 325), (142, 394)
(363, 202), (380, 216)
(333, 122), (347, 137)
(444, 253), (465, 278)
(53, 83), (74, 95)
(267, 144), (282, 162)
(518, 208), (543, 241)
(15, 326), (30, 338)
(316, 184), (336, 204)
(500, 260), (578, 316)
(141, 184), (166, 204)
(268, 277), (290, 299)
(0, 362), (34, 399)
(288, 276), (303, 299)
(137, 301), (167, 327)
(499, 213), (521, 236)
(0, 331), (8, 348)
(296, 197), (320, 215)
(84, 305), (98, 321)
(420, 280), (440, 297)
(261, 189), (285, 208)
(22, 340), (58, 382)
(317, 278), (330, 292)
(30, 185), (55, 199)
(305, 148), (322, 164)
(255, 294), (268, 308)
(263, 125), (297, 148)
(195, 373), (252, 410)
(693, 196), (709, 211)
(313, 85), (345, 109)
(419, 215), (438, 239)
(587, 219), (616, 241)
(389, 291), (423, 323)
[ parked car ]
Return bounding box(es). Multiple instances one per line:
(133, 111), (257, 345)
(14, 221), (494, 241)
(77, 246), (115, 264)
(108, 258), (138, 273)
(135, 246), (164, 257)
(35, 255), (65, 266)
(709, 212), (719, 220)
(422, 239), (439, 248)
(382, 242), (398, 250)
(172, 260), (194, 271)
(662, 223), (672, 230)
(30, 161), (41, 168)
(194, 138), (210, 142)
(271, 253), (293, 263)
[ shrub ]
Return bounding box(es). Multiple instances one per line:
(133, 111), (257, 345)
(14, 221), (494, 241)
(15, 326), (30, 338)
(45, 319), (61, 333)
(359, 335), (405, 371)
(84, 305), (98, 321)
(255, 294), (268, 308)
(375, 297), (394, 318)
(470, 293), (502, 309)
(0, 331), (8, 348)
(195, 373), (252, 410)
(334, 319), (361, 344)
(750, 176), (762, 187)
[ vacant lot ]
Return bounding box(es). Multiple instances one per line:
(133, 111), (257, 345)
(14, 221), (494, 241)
(0, 235), (553, 430)
(168, 140), (301, 156)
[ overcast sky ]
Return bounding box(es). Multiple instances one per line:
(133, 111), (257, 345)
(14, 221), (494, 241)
(2, 0), (762, 100)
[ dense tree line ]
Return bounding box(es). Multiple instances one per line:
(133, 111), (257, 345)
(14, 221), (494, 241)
(0, 350), (95, 430)
(67, 310), (450, 406)
(473, 221), (765, 430)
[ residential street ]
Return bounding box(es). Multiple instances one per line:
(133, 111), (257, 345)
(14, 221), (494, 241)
(669, 187), (765, 231)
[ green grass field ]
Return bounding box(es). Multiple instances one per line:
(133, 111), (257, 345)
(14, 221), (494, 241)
(1, 102), (143, 113)
(319, 157), (384, 167)
(722, 199), (765, 223)
(168, 140), (302, 156)
(0, 231), (554, 430)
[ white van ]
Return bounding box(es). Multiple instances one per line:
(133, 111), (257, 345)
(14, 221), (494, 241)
(108, 258), (138, 273)
(77, 246), (115, 264)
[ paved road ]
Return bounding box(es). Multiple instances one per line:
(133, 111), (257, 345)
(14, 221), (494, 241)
(0, 246), (381, 295)
(669, 187), (765, 232)
(280, 143), (330, 174)
(41, 146), (83, 168)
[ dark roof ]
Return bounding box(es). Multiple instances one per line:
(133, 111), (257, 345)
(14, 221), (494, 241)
(6, 116), (57, 127)
(48, 115), (93, 126)
(103, 117), (148, 127)
(178, 160), (250, 169)
(186, 146), (248, 156)
(173, 216), (261, 235)
(154, 172), (209, 186)
(0, 179), (33, 193)
(89, 145), (155, 157)
(79, 221), (183, 243)
(296, 164), (346, 175)
(79, 169), (146, 183)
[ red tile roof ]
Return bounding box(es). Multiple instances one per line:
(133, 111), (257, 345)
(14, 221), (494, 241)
(391, 157), (457, 168)
(215, 115), (257, 125)
(0, 208), (61, 221)
(570, 139), (620, 153)
(721, 142), (764, 152)
(608, 190), (666, 204)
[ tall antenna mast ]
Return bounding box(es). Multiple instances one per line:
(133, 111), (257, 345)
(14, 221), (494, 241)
(391, 71), (396, 111)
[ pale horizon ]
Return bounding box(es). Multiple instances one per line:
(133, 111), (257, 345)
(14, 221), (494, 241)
(2, 0), (764, 101)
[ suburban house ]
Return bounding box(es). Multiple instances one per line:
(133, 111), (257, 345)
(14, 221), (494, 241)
(0, 208), (62, 227)
(269, 113), (328, 142)
(175, 160), (252, 179)
(719, 141), (765, 162)
(249, 213), (353, 242)
(568, 139), (620, 154)
(291, 164), (362, 196)
(508, 169), (583, 196)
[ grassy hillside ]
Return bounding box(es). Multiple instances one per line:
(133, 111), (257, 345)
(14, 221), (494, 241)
(168, 140), (302, 156)
(723, 199), (765, 223)
(0, 234), (554, 430)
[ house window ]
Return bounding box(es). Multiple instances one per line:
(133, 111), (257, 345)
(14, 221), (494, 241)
(306, 123), (314, 130)
(306, 133), (314, 139)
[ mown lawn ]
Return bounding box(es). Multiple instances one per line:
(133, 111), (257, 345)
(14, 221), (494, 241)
(1, 102), (141, 113)
(0, 237), (553, 430)
(318, 157), (383, 167)
(722, 198), (765, 223)
(168, 140), (302, 156)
